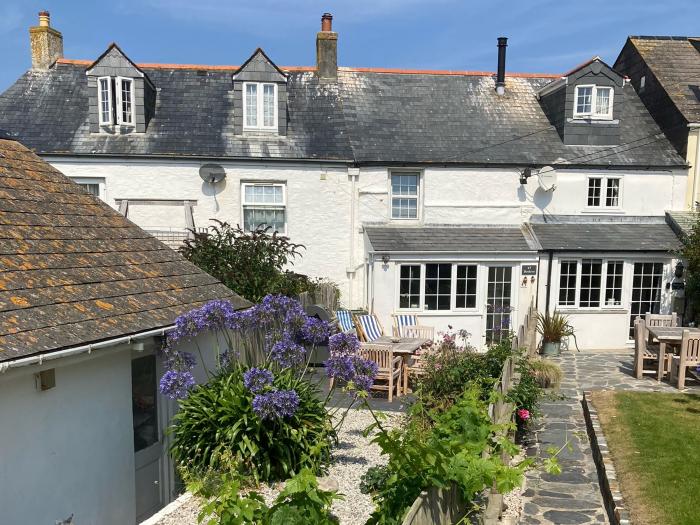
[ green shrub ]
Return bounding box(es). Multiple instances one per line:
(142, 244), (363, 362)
(170, 367), (334, 482)
(181, 221), (329, 303)
(365, 390), (525, 525)
(193, 468), (341, 525)
(417, 334), (514, 412)
(507, 358), (545, 420)
(529, 359), (563, 389)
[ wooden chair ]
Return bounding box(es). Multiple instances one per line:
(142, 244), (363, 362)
(633, 317), (664, 379)
(355, 314), (385, 342)
(335, 309), (355, 333)
(670, 330), (700, 390)
(402, 325), (435, 341)
(359, 343), (402, 402)
(645, 312), (678, 328)
(391, 314), (435, 339)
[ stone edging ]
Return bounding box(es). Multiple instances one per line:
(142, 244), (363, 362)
(581, 391), (630, 525)
(139, 492), (192, 525)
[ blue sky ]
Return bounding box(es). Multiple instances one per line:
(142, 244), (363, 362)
(0, 0), (697, 91)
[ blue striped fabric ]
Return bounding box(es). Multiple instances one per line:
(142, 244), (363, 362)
(335, 310), (355, 332)
(358, 315), (382, 342)
(396, 314), (417, 328)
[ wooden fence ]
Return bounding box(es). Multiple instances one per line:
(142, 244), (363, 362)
(513, 299), (538, 357)
(297, 282), (340, 313)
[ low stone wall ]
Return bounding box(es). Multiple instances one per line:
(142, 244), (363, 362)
(581, 391), (631, 525)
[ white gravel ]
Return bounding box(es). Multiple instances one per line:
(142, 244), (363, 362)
(150, 406), (401, 525)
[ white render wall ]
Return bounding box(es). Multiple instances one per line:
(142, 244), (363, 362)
(0, 348), (136, 525)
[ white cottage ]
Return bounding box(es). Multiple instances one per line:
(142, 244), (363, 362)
(0, 136), (249, 524)
(0, 11), (690, 350)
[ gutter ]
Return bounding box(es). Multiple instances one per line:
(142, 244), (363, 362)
(0, 325), (173, 373)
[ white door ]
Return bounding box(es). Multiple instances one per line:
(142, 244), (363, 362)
(132, 354), (163, 523)
(485, 266), (514, 344)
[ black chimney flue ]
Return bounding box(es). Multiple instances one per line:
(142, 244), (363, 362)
(496, 37), (508, 95)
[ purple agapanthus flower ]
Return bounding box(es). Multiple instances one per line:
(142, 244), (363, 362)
(252, 389), (300, 420)
(243, 367), (274, 394)
(270, 336), (306, 368)
(325, 355), (356, 382)
(159, 369), (196, 399)
(168, 300), (239, 344)
(250, 295), (306, 330)
(328, 332), (360, 357)
(300, 317), (333, 346)
(352, 356), (379, 380)
(353, 374), (375, 393)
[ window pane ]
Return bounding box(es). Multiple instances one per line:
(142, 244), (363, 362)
(399, 265), (421, 309)
(425, 264), (451, 311)
(588, 178), (601, 206)
(121, 79), (133, 124)
(245, 84), (258, 127)
(263, 84), (275, 127)
(576, 86), (592, 114)
(605, 261), (623, 306)
(79, 183), (100, 197)
(243, 207), (285, 232)
(629, 262), (664, 337)
(391, 198), (417, 219)
(99, 78), (111, 124)
(606, 178), (620, 207)
(455, 265), (477, 308)
(558, 260), (578, 306)
(391, 174), (419, 196)
(244, 185), (283, 204)
(579, 259), (602, 307)
(595, 87), (611, 116)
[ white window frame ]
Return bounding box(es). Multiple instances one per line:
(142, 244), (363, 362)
(555, 258), (628, 310)
(586, 175), (622, 210)
(389, 170), (422, 221)
(242, 82), (278, 131)
(70, 177), (106, 201)
(116, 77), (135, 126)
(574, 84), (614, 120)
(394, 262), (482, 313)
(97, 76), (113, 125)
(241, 182), (287, 234)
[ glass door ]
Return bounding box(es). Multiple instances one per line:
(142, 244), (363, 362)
(486, 266), (513, 344)
(629, 262), (664, 337)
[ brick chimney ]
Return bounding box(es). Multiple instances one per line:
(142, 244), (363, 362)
(29, 11), (63, 70)
(316, 13), (337, 81)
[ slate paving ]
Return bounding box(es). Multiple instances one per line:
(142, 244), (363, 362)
(519, 350), (699, 524)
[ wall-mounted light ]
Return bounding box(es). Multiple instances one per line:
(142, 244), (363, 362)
(381, 255), (390, 264)
(519, 167), (533, 185)
(675, 261), (685, 279)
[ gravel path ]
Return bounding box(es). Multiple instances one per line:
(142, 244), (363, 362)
(150, 406), (399, 525)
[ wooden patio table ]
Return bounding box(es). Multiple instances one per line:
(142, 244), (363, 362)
(374, 335), (432, 395)
(646, 326), (700, 381)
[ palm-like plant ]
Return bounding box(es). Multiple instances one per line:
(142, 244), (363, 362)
(536, 311), (575, 343)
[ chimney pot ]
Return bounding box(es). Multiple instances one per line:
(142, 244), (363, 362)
(30, 10), (63, 70)
(316, 13), (337, 81)
(321, 13), (333, 32)
(38, 11), (50, 27)
(496, 36), (508, 95)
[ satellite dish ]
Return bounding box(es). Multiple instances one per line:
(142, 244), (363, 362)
(538, 166), (557, 192)
(199, 163), (226, 184)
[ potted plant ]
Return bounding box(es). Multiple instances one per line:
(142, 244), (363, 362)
(536, 311), (574, 356)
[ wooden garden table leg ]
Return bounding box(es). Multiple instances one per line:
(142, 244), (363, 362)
(403, 356), (409, 395)
(657, 341), (666, 381)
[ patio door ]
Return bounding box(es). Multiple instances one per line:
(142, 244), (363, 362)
(132, 354), (163, 522)
(629, 262), (664, 337)
(485, 266), (513, 344)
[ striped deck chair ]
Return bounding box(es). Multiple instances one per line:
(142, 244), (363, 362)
(356, 314), (384, 342)
(392, 314), (417, 337)
(335, 310), (355, 333)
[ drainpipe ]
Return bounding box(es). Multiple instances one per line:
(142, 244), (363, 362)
(0, 326), (172, 373)
(347, 167), (359, 307)
(544, 250), (554, 313)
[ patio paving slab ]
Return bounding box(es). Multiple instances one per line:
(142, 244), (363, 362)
(519, 350), (698, 524)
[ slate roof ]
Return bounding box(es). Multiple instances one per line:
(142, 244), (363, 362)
(530, 216), (682, 252)
(0, 59), (685, 167)
(666, 210), (698, 238)
(365, 226), (536, 252)
(626, 36), (700, 123)
(0, 138), (249, 362)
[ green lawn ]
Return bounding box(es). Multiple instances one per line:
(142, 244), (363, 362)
(591, 391), (700, 525)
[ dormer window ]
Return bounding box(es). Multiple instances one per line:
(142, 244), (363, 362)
(97, 76), (135, 126)
(243, 82), (277, 130)
(574, 85), (613, 119)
